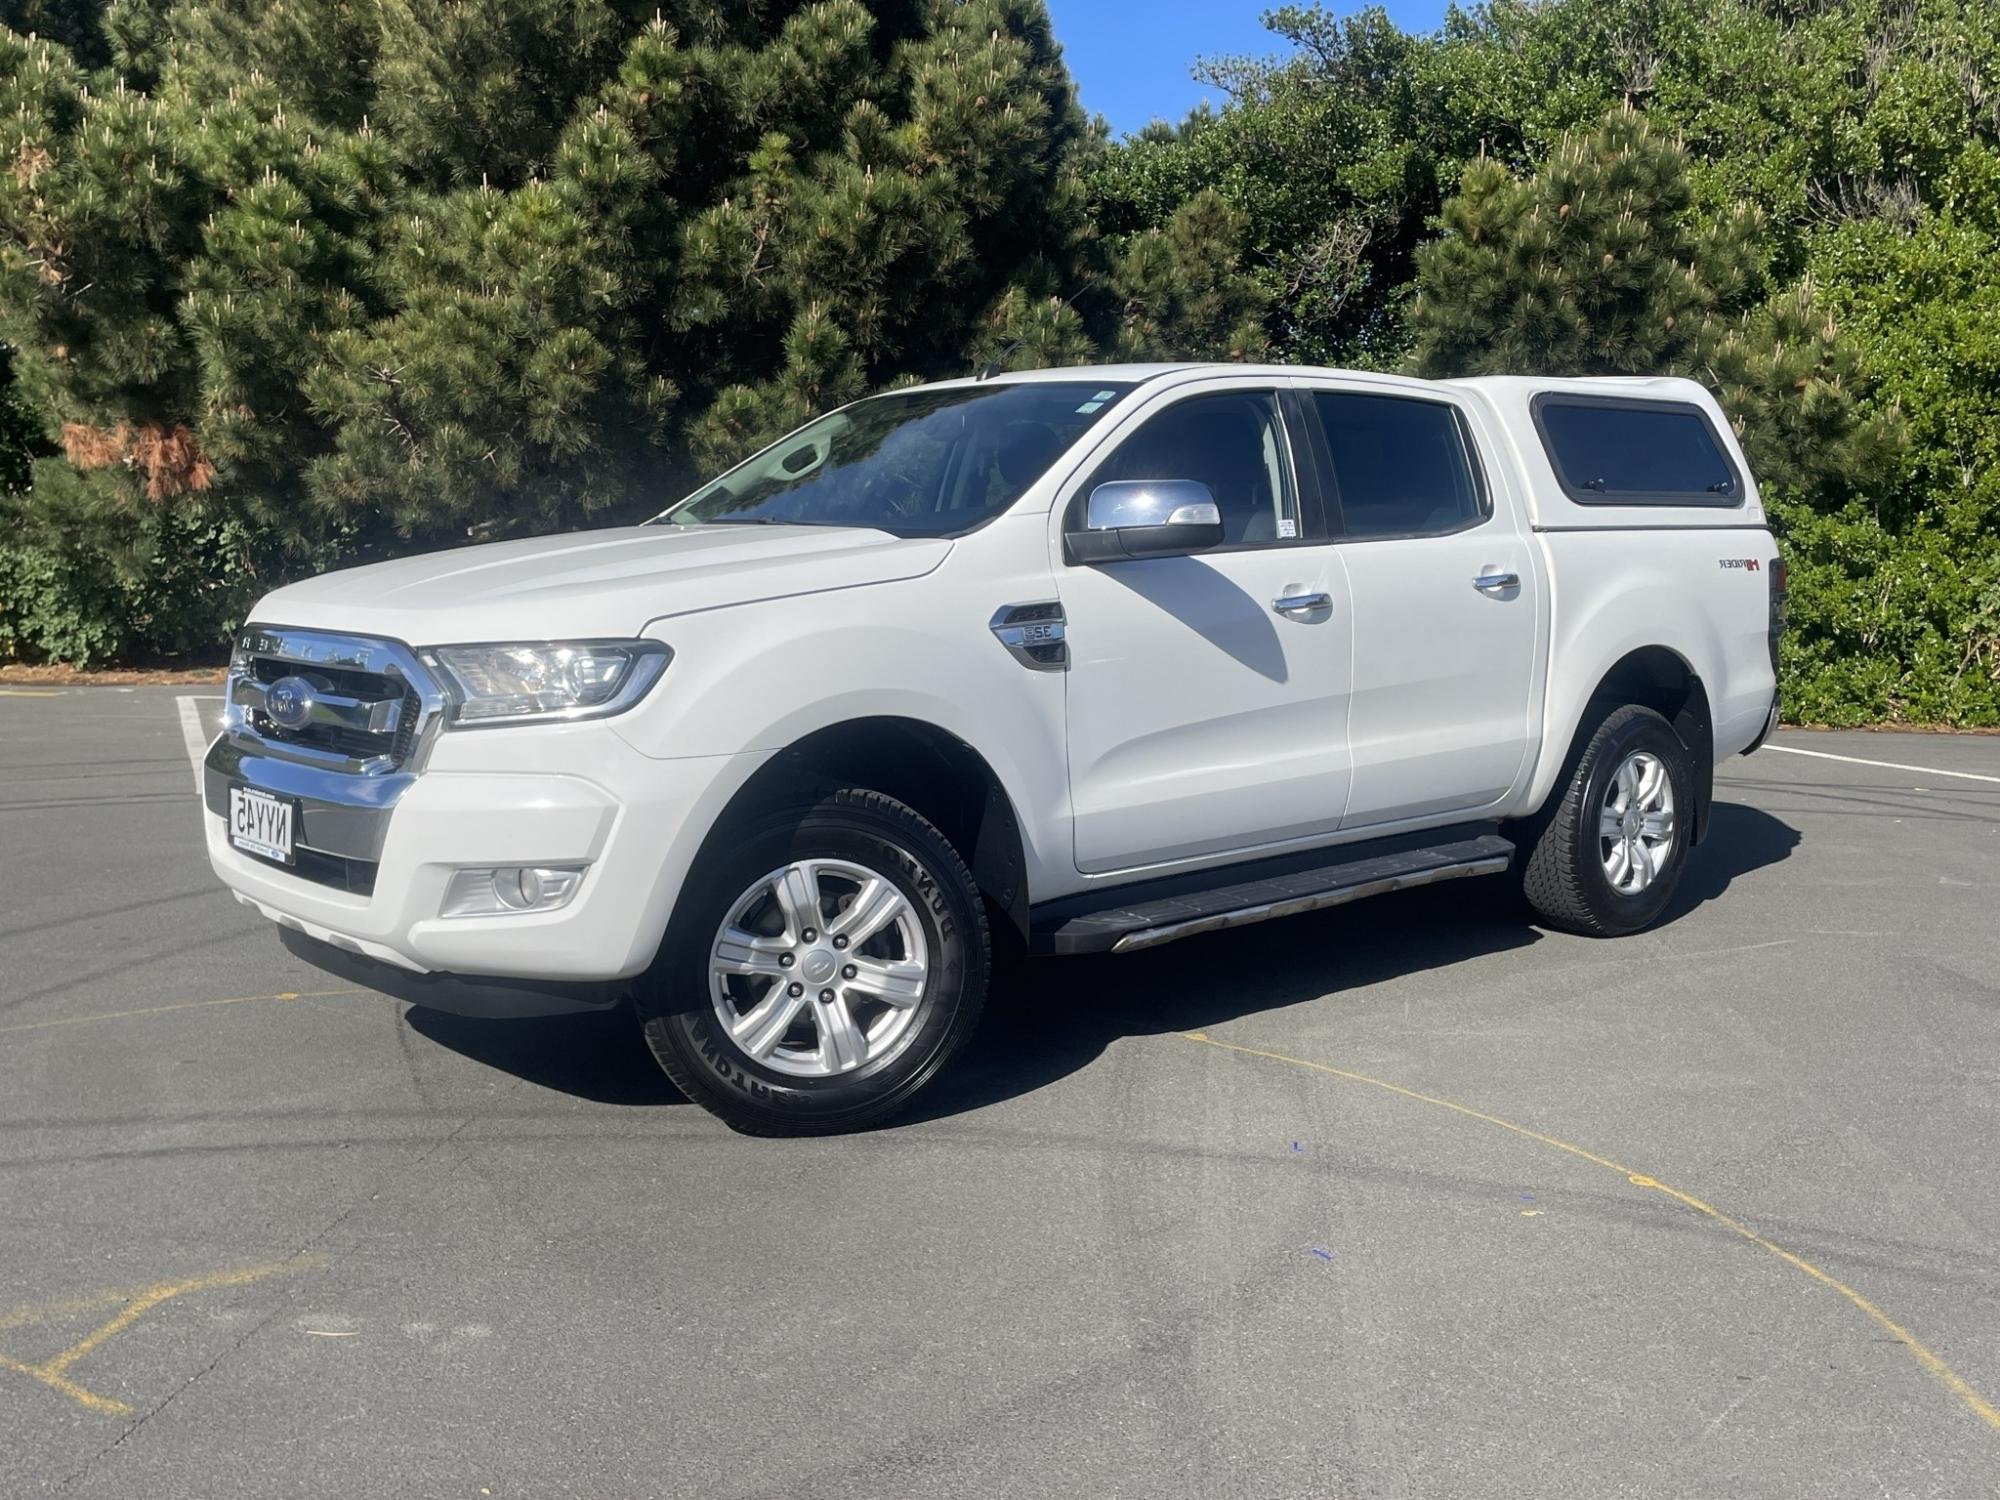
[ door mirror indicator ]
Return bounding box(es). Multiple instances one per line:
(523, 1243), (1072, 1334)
(1068, 480), (1225, 563)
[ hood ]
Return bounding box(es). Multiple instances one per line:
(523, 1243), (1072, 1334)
(249, 524), (952, 644)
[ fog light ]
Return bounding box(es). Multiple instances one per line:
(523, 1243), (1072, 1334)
(441, 865), (586, 918)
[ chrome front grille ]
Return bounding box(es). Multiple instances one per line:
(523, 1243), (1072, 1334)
(225, 627), (444, 776)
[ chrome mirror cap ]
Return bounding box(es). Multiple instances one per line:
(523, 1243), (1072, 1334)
(1083, 479), (1218, 531)
(1069, 479), (1226, 564)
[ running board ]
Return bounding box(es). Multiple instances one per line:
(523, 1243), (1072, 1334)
(1030, 832), (1516, 957)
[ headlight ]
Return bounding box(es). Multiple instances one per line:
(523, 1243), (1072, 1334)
(422, 640), (670, 727)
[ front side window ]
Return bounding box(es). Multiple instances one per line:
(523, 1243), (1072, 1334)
(661, 381), (1132, 537)
(1534, 396), (1740, 504)
(1313, 391), (1486, 539)
(1084, 390), (1301, 546)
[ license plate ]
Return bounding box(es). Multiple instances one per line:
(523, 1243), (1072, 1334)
(228, 786), (295, 865)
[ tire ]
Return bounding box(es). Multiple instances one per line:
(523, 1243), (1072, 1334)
(1519, 704), (1693, 938)
(636, 787), (990, 1135)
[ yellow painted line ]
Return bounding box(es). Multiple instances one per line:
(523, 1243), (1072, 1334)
(0, 1285), (138, 1334)
(0, 1254), (328, 1416)
(0, 987), (365, 1037)
(0, 1350), (130, 1414)
(0, 688), (64, 697)
(38, 1282), (186, 1378)
(1181, 1030), (2000, 1435)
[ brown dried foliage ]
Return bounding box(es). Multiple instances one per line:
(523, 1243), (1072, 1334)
(12, 139), (52, 187)
(59, 421), (217, 500)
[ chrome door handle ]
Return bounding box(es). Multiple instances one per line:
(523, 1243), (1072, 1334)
(1272, 591), (1332, 616)
(1472, 572), (1520, 593)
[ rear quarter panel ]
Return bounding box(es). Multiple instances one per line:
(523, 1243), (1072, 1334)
(1450, 376), (1779, 814)
(1528, 528), (1778, 811)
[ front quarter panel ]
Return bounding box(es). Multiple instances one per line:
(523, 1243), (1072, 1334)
(609, 513), (1074, 898)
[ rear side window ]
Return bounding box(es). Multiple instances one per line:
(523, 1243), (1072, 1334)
(1534, 396), (1741, 505)
(1312, 392), (1486, 539)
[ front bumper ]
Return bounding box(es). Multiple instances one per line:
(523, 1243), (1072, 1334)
(275, 928), (624, 1018)
(203, 719), (770, 983)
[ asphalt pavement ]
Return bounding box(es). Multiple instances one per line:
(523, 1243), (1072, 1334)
(2, 685), (1996, 1498)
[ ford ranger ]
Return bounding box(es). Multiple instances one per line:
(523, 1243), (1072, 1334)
(200, 363), (1785, 1134)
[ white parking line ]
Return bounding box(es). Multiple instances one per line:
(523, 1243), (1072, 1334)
(1761, 743), (2000, 786)
(175, 694), (220, 794)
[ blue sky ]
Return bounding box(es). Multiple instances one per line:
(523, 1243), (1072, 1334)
(1046, 0), (1450, 137)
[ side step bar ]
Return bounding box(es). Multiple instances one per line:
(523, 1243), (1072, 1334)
(1030, 831), (1516, 957)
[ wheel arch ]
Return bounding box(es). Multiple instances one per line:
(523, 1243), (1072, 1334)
(1532, 645), (1715, 844)
(700, 716), (1032, 947)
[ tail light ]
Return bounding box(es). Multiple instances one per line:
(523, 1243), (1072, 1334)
(1767, 556), (1788, 673)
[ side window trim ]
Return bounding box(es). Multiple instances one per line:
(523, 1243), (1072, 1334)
(1063, 384), (1328, 557)
(1289, 381), (1347, 538)
(1530, 392), (1744, 507)
(1455, 406), (1495, 521)
(1295, 383), (1494, 544)
(1276, 385), (1333, 544)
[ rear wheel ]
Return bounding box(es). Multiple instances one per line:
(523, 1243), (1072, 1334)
(636, 788), (989, 1135)
(1519, 704), (1692, 937)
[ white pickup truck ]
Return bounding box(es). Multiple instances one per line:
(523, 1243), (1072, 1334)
(202, 363), (1784, 1133)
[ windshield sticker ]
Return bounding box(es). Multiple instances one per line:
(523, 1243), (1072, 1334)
(1277, 518), (1298, 538)
(1075, 400), (1105, 414)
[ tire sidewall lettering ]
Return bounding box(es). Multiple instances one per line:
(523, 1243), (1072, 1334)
(899, 852), (955, 940)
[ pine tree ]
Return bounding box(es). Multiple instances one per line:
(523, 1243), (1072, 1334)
(1110, 189), (1270, 363)
(0, 0), (1135, 659)
(1, 0), (111, 66)
(667, 0), (1101, 469)
(1408, 107), (1898, 504)
(0, 340), (43, 492)
(1408, 107), (1760, 378)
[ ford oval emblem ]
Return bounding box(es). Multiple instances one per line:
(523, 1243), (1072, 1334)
(264, 675), (316, 730)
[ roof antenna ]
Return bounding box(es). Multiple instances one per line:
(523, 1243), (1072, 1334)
(975, 339), (1026, 380)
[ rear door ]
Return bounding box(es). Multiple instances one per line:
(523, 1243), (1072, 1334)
(1297, 380), (1540, 829)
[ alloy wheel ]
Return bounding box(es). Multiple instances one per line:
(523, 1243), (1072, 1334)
(1598, 750), (1676, 895)
(707, 858), (930, 1078)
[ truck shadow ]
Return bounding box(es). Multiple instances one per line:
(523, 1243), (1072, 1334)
(900, 801), (1800, 1125)
(406, 1000), (683, 1106)
(406, 802), (1798, 1118)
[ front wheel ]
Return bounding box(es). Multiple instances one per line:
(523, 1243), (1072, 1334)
(1518, 704), (1693, 937)
(636, 788), (990, 1135)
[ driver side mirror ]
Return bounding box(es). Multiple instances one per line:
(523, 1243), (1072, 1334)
(1067, 480), (1224, 564)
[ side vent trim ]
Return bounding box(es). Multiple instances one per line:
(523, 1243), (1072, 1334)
(989, 601), (1068, 672)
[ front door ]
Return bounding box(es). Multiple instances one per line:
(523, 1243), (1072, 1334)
(1056, 384), (1354, 874)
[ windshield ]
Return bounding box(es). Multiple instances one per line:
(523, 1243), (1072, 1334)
(658, 381), (1133, 537)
